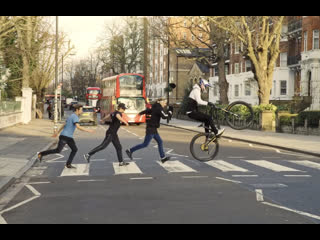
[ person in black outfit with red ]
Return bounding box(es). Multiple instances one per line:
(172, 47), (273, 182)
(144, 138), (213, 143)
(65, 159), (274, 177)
(83, 103), (129, 166)
(125, 98), (172, 164)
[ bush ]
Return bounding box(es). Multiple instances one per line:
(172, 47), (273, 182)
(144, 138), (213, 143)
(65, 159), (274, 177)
(279, 115), (294, 126)
(296, 111), (320, 127)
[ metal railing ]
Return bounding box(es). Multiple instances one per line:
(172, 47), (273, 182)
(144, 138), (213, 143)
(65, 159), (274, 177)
(0, 100), (22, 115)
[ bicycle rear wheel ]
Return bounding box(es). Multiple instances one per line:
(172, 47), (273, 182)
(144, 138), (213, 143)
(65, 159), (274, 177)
(190, 133), (219, 162)
(225, 101), (254, 130)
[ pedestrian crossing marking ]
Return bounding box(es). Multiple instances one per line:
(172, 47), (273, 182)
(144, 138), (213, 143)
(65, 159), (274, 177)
(245, 160), (302, 172)
(60, 164), (89, 176)
(205, 160), (250, 172)
(113, 162), (143, 175)
(157, 160), (197, 173)
(287, 160), (320, 170)
(50, 158), (320, 178)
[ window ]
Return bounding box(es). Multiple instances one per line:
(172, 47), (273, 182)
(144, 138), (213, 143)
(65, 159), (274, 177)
(280, 80), (287, 95)
(199, 33), (203, 39)
(225, 65), (229, 75)
(235, 85), (239, 97)
(213, 83), (218, 96)
(304, 31), (308, 52)
(235, 63), (239, 74)
(245, 60), (252, 72)
(214, 66), (219, 76)
(191, 35), (195, 41)
(183, 32), (187, 40)
(234, 41), (239, 54)
(280, 52), (287, 67)
(245, 82), (251, 96)
(313, 30), (319, 49)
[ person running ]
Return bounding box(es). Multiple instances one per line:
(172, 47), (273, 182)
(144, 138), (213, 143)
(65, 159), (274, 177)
(83, 103), (130, 166)
(37, 104), (95, 168)
(125, 98), (172, 164)
(186, 78), (225, 137)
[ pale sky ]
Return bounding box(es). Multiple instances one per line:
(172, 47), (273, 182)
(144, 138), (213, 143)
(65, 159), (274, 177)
(59, 16), (122, 59)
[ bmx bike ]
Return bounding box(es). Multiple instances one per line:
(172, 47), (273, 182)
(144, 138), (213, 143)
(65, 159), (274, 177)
(189, 101), (254, 162)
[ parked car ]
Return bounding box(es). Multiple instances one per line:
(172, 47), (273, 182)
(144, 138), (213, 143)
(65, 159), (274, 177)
(65, 98), (74, 108)
(69, 101), (78, 111)
(79, 106), (97, 126)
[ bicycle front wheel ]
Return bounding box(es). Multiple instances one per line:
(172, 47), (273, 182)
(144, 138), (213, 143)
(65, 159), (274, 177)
(190, 133), (219, 162)
(225, 101), (254, 130)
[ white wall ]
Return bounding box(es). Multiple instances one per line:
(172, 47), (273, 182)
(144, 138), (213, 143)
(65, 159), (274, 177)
(209, 68), (294, 106)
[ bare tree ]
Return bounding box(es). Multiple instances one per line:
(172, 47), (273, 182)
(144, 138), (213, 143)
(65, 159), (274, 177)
(148, 16), (231, 104)
(97, 16), (144, 75)
(209, 16), (285, 105)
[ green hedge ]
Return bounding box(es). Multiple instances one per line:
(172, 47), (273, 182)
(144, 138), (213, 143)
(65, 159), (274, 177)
(296, 111), (320, 127)
(279, 111), (320, 127)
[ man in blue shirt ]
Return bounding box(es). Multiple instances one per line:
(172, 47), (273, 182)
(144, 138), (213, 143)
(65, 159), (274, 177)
(37, 104), (94, 168)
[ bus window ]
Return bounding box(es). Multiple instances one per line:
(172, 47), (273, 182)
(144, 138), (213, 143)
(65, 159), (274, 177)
(119, 75), (143, 96)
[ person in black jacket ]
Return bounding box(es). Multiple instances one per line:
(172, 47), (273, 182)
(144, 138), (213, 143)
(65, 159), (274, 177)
(126, 98), (172, 163)
(83, 103), (130, 166)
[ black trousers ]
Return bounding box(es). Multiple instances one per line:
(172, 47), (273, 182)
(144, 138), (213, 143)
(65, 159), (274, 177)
(187, 111), (218, 135)
(88, 131), (123, 163)
(41, 135), (78, 165)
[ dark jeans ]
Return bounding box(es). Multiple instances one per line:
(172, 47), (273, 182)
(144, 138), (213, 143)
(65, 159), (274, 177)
(130, 133), (165, 159)
(88, 131), (123, 163)
(187, 111), (218, 135)
(41, 135), (78, 166)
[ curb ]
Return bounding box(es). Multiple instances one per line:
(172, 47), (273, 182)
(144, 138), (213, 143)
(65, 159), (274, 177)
(161, 123), (320, 158)
(0, 139), (58, 196)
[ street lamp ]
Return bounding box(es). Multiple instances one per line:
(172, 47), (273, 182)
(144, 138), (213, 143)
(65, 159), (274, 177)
(54, 16), (59, 134)
(59, 52), (76, 121)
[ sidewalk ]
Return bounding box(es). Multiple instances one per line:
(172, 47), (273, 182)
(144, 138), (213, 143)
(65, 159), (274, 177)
(0, 115), (61, 195)
(161, 118), (320, 158)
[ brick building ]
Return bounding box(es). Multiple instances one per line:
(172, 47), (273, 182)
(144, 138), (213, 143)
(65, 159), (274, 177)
(209, 16), (320, 110)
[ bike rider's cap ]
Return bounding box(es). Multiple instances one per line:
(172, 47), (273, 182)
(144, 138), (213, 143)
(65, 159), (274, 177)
(199, 78), (212, 88)
(118, 103), (127, 110)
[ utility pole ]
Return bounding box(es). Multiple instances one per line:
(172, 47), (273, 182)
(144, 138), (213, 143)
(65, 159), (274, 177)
(166, 36), (170, 123)
(54, 16), (59, 134)
(59, 55), (63, 121)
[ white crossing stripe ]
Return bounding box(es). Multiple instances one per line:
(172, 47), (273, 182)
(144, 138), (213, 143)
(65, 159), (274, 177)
(113, 162), (143, 175)
(205, 160), (250, 172)
(158, 160), (197, 173)
(60, 164), (89, 176)
(287, 160), (320, 170)
(245, 160), (302, 172)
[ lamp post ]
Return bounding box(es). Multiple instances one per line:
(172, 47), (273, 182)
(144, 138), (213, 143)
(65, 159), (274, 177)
(54, 16), (59, 134)
(59, 52), (75, 121)
(166, 37), (170, 123)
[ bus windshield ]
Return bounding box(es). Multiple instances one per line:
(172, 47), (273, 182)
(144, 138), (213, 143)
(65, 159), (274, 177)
(119, 75), (143, 97)
(87, 89), (100, 95)
(117, 97), (145, 113)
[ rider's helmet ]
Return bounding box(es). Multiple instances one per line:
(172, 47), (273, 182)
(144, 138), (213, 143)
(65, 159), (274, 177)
(199, 78), (212, 88)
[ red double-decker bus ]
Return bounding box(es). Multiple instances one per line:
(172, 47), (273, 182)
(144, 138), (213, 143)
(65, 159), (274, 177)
(85, 87), (101, 112)
(100, 73), (147, 124)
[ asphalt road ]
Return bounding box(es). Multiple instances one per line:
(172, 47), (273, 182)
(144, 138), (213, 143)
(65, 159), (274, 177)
(1, 111), (320, 224)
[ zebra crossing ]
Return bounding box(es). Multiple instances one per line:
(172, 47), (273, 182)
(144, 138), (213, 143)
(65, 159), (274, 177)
(40, 158), (320, 178)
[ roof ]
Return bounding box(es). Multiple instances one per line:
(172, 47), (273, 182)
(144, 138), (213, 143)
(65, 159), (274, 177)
(195, 61), (210, 73)
(175, 48), (212, 57)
